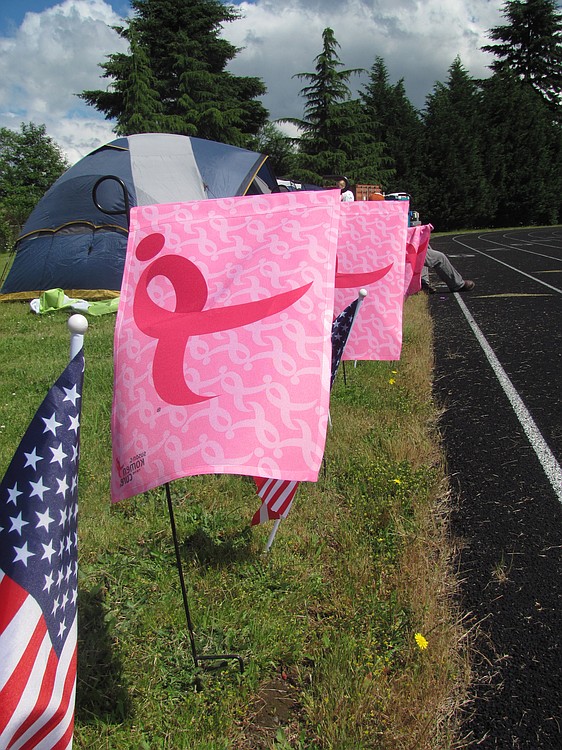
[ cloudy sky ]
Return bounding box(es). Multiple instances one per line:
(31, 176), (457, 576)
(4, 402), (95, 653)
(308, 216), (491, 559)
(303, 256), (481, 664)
(0, 0), (504, 165)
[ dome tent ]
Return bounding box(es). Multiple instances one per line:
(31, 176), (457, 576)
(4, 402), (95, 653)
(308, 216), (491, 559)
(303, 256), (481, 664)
(1, 133), (278, 297)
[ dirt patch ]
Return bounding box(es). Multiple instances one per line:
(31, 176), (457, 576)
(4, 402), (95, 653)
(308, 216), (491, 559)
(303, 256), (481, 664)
(237, 669), (303, 749)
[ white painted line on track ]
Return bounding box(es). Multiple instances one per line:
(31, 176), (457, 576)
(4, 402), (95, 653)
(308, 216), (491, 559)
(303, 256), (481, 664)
(516, 248), (562, 262)
(454, 293), (562, 504)
(478, 234), (562, 262)
(451, 237), (562, 294)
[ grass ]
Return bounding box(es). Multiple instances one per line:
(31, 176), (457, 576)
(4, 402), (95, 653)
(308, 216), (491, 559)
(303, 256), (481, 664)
(0, 276), (468, 749)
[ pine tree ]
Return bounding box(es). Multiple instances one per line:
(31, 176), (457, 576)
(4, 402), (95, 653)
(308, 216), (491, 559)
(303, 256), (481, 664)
(361, 57), (422, 195)
(482, 0), (562, 112)
(420, 58), (493, 230)
(112, 27), (165, 135)
(80, 0), (268, 146)
(280, 28), (390, 185)
(249, 123), (296, 178)
(480, 71), (561, 225)
(341, 99), (394, 186)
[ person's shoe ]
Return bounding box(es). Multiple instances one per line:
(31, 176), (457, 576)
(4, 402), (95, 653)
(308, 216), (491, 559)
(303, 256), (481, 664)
(421, 281), (436, 294)
(460, 280), (475, 292)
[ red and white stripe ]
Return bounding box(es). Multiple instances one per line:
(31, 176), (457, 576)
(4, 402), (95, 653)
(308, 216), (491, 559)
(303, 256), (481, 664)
(251, 478), (299, 525)
(0, 572), (76, 750)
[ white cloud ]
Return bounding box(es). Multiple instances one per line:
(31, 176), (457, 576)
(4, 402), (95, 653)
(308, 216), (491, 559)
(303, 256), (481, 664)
(225, 0), (503, 116)
(0, 0), (128, 164)
(0, 0), (504, 165)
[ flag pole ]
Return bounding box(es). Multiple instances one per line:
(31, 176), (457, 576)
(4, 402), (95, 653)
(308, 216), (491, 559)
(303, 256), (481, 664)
(68, 313), (88, 359)
(164, 482), (244, 675)
(164, 483), (199, 666)
(352, 290), (367, 376)
(355, 288), (368, 320)
(264, 518), (281, 553)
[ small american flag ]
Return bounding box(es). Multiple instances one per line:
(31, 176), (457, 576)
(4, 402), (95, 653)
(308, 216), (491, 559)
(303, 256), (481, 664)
(251, 297), (361, 525)
(330, 297), (360, 390)
(251, 478), (300, 526)
(0, 349), (84, 750)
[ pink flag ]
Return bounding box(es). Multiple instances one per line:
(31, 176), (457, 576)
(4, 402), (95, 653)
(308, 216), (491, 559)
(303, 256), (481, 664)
(405, 223), (432, 297)
(250, 294), (363, 527)
(334, 201), (409, 361)
(111, 191), (341, 502)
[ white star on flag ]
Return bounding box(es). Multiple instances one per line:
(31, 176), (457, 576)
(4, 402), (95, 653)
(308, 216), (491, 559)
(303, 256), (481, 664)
(36, 507), (54, 531)
(13, 541), (34, 566)
(56, 475), (70, 496)
(69, 414), (80, 433)
(24, 447), (42, 469)
(9, 512), (29, 535)
(63, 384), (81, 407)
(29, 475), (50, 501)
(6, 483), (22, 503)
(50, 442), (68, 467)
(42, 412), (62, 435)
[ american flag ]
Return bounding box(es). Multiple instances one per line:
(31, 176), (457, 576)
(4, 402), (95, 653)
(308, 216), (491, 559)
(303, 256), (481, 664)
(251, 297), (361, 526)
(330, 297), (360, 390)
(0, 349), (84, 750)
(251, 478), (300, 526)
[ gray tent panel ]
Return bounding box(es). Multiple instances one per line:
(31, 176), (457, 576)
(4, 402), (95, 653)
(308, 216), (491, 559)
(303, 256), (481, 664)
(128, 133), (207, 205)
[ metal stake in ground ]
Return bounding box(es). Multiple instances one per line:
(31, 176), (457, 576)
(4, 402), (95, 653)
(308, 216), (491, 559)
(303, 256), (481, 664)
(164, 482), (244, 674)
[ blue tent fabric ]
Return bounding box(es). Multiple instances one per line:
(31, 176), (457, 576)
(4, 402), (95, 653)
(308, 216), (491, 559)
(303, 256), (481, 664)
(21, 142), (134, 236)
(189, 137), (266, 199)
(1, 133), (277, 295)
(14, 231), (127, 291)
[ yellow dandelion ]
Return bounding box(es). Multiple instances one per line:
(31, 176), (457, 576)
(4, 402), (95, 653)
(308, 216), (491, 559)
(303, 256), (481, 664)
(389, 378), (395, 385)
(415, 633), (428, 650)
(392, 478), (401, 484)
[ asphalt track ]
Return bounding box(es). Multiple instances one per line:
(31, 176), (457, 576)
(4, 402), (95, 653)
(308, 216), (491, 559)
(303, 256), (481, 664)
(427, 229), (562, 748)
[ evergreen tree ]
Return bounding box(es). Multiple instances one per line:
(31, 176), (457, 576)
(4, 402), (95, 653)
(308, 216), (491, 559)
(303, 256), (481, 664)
(0, 123), (68, 250)
(361, 57), (422, 195)
(480, 71), (561, 225)
(80, 0), (268, 146)
(112, 27), (165, 135)
(248, 122), (296, 178)
(280, 28), (390, 185)
(340, 99), (395, 186)
(420, 58), (493, 230)
(482, 0), (562, 112)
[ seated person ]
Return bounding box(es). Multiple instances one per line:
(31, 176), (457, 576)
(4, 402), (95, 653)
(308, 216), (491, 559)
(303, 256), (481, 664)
(422, 245), (475, 292)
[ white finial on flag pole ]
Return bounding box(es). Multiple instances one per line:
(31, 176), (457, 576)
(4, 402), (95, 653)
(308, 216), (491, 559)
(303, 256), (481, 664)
(68, 314), (88, 360)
